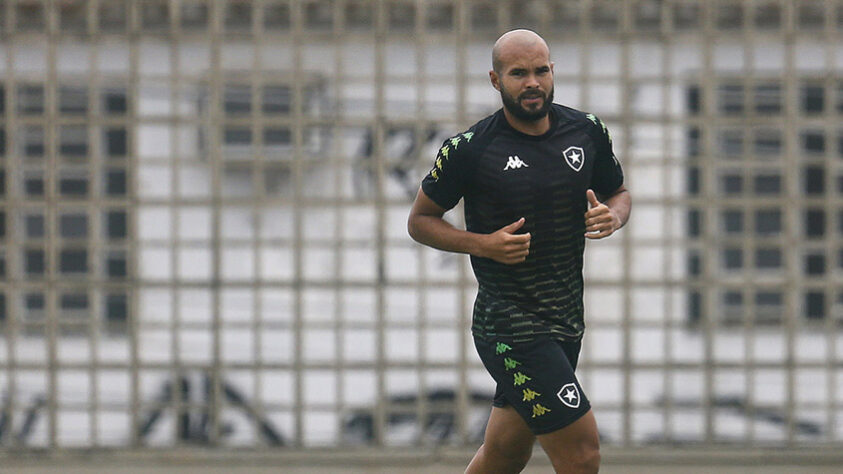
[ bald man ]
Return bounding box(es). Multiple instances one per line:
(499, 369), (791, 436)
(408, 30), (630, 473)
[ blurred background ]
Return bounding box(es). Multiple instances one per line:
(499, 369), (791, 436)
(0, 0), (842, 471)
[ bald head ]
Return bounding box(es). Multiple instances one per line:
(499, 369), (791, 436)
(492, 29), (550, 75)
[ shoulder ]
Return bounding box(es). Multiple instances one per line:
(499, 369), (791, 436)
(552, 104), (604, 130)
(553, 104), (612, 145)
(437, 110), (501, 160)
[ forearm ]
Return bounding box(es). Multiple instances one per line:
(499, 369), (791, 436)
(604, 189), (631, 229)
(408, 188), (530, 264)
(408, 214), (486, 257)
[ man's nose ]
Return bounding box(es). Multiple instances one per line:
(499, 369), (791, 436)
(524, 74), (540, 88)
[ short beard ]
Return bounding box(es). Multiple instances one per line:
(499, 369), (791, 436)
(500, 86), (554, 122)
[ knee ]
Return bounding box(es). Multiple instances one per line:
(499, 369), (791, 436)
(568, 443), (600, 474)
(483, 440), (533, 471)
(548, 440), (599, 474)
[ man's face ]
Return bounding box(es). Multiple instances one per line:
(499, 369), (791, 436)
(499, 79), (554, 122)
(493, 47), (554, 122)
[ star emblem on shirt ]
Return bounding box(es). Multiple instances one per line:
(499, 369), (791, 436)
(562, 146), (585, 172)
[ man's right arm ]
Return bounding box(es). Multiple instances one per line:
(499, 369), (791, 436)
(407, 187), (531, 265)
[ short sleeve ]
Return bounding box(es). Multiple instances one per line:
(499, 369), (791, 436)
(420, 136), (468, 210)
(587, 114), (624, 195)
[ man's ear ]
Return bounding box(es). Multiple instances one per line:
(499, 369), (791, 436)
(489, 70), (500, 91)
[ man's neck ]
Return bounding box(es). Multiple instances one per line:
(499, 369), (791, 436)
(502, 108), (551, 136)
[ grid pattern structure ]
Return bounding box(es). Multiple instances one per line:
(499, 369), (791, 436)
(0, 0), (841, 452)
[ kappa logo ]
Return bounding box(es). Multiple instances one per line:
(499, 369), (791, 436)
(562, 146), (585, 172)
(503, 155), (529, 171)
(557, 383), (581, 409)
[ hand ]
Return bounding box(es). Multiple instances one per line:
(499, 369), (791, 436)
(481, 218), (531, 264)
(584, 189), (620, 239)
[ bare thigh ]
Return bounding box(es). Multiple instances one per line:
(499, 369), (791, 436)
(484, 404), (536, 452)
(484, 405), (536, 449)
(536, 409), (600, 472)
(464, 405), (536, 474)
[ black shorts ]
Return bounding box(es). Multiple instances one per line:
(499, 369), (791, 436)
(474, 334), (591, 435)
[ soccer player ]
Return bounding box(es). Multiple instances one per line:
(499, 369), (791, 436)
(407, 30), (630, 473)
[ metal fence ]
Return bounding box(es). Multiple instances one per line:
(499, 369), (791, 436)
(0, 0), (842, 455)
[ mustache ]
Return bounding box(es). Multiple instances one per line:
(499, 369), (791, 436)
(519, 91), (545, 100)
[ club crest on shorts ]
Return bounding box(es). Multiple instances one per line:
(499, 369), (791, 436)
(562, 146), (585, 172)
(557, 383), (581, 408)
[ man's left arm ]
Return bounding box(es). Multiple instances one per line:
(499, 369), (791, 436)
(584, 186), (631, 239)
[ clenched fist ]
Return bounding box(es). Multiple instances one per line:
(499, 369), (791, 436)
(584, 189), (621, 239)
(480, 218), (531, 264)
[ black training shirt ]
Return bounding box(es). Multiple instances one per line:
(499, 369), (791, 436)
(421, 103), (624, 342)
